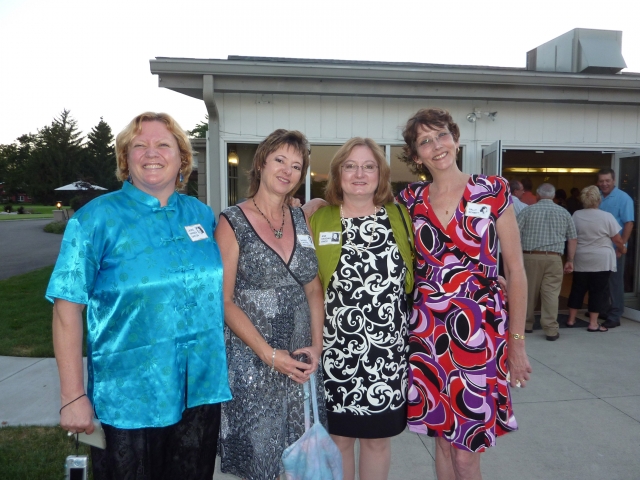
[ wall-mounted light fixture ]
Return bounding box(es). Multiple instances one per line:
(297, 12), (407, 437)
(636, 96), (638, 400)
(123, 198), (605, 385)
(466, 109), (498, 122)
(227, 151), (239, 166)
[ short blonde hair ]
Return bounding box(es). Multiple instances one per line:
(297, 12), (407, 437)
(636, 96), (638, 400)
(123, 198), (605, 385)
(246, 129), (310, 200)
(580, 185), (601, 209)
(115, 112), (193, 190)
(324, 138), (394, 206)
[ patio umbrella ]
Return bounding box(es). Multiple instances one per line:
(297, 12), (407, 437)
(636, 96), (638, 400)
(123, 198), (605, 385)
(55, 181), (108, 191)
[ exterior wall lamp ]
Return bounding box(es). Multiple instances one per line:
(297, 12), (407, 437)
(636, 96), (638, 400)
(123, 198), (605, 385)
(227, 151), (239, 166)
(466, 109), (498, 122)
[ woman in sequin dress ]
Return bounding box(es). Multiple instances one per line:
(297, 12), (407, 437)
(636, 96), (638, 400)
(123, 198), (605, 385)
(397, 109), (532, 479)
(310, 138), (414, 480)
(215, 129), (328, 480)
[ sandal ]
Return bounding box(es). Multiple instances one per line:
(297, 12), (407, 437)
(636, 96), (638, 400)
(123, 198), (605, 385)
(565, 322), (576, 328)
(586, 325), (608, 333)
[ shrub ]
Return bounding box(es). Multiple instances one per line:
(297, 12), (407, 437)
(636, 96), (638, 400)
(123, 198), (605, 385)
(43, 221), (67, 234)
(4, 204), (13, 213)
(69, 195), (83, 212)
(17, 206), (25, 214)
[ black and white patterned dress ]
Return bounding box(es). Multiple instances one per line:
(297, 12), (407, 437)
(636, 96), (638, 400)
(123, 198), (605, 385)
(323, 206), (409, 438)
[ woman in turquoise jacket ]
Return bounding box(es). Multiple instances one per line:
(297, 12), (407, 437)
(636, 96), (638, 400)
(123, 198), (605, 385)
(309, 137), (413, 480)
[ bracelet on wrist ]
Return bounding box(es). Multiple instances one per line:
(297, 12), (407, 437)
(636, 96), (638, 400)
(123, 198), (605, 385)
(271, 348), (276, 371)
(510, 333), (525, 340)
(59, 393), (86, 414)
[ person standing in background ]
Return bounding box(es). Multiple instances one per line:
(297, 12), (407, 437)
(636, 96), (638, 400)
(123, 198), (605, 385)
(565, 186), (624, 332)
(509, 179), (529, 216)
(517, 183), (577, 341)
(597, 168), (634, 329)
(520, 177), (537, 205)
(566, 187), (583, 215)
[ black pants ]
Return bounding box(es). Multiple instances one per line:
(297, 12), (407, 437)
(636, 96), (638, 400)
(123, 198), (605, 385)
(567, 271), (611, 313)
(91, 403), (221, 480)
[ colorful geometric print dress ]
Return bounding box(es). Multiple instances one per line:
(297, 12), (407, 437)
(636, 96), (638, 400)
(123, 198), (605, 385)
(219, 206), (328, 480)
(397, 174), (517, 452)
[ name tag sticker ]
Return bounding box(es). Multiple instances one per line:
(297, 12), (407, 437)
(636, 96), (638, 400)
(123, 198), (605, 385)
(319, 231), (341, 246)
(465, 203), (491, 219)
(185, 224), (209, 241)
(298, 234), (315, 249)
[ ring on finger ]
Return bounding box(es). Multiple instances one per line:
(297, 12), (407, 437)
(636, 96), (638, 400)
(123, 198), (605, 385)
(288, 373), (293, 379)
(515, 380), (522, 388)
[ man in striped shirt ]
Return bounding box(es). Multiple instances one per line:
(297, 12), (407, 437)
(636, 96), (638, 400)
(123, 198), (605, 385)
(517, 183), (577, 341)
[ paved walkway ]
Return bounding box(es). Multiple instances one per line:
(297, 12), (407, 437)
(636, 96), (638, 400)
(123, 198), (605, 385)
(2, 318), (640, 479)
(0, 218), (62, 280)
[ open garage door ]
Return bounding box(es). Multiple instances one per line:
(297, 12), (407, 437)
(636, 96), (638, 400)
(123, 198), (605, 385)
(481, 140), (502, 176)
(617, 150), (640, 318)
(481, 140), (503, 272)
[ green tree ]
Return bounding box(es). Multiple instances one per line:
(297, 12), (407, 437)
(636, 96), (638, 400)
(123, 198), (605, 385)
(83, 117), (119, 191)
(0, 135), (34, 199)
(188, 116), (209, 138)
(25, 110), (84, 204)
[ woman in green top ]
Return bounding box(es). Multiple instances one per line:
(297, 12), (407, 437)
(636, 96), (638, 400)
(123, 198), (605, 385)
(309, 137), (413, 480)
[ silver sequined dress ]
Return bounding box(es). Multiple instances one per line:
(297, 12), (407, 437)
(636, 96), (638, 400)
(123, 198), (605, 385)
(219, 205), (327, 480)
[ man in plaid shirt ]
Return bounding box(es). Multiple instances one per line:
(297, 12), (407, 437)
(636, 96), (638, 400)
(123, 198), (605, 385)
(517, 183), (577, 341)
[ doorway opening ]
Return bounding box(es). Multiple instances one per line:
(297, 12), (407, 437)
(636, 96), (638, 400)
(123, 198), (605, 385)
(501, 149), (639, 313)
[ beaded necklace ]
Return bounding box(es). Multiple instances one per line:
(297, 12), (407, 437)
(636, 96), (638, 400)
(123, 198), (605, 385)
(253, 198), (285, 239)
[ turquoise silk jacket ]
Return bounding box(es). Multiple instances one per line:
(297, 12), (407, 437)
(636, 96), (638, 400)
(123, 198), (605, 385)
(46, 181), (231, 429)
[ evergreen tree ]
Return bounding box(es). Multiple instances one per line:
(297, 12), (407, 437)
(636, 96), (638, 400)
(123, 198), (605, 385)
(26, 110), (84, 204)
(84, 117), (119, 191)
(0, 135), (34, 199)
(188, 116), (209, 138)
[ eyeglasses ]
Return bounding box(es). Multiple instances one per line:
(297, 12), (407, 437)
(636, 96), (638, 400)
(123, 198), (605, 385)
(341, 163), (378, 173)
(418, 131), (452, 149)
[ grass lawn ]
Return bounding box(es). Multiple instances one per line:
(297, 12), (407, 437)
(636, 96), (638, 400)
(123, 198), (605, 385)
(0, 266), (56, 357)
(0, 266), (87, 357)
(0, 213), (55, 221)
(0, 205), (72, 221)
(0, 426), (93, 480)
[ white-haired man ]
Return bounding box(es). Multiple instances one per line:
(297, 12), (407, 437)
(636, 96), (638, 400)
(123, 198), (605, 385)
(509, 179), (529, 217)
(517, 183), (577, 341)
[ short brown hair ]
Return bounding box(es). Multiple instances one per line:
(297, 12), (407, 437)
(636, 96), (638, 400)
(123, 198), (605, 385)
(246, 129), (310, 200)
(399, 108), (460, 174)
(580, 185), (601, 209)
(598, 167), (615, 180)
(115, 112), (193, 190)
(324, 137), (394, 206)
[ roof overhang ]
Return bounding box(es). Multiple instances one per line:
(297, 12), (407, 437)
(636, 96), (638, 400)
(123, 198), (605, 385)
(149, 56), (640, 105)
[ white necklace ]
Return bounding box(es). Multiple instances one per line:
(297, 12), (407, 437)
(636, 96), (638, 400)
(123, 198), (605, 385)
(340, 204), (378, 252)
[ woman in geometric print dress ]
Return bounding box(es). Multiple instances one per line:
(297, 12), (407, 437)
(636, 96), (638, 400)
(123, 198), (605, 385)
(397, 108), (532, 480)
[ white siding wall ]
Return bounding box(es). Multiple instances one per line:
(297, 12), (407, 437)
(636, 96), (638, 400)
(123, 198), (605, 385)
(215, 93), (640, 172)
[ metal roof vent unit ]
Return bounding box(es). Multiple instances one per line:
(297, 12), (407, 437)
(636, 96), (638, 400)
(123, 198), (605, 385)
(526, 28), (627, 74)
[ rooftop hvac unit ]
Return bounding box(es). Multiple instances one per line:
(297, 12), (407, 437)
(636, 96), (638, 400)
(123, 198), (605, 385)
(526, 28), (627, 74)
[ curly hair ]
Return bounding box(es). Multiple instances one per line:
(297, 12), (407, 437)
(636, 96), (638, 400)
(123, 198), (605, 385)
(115, 112), (193, 190)
(580, 185), (601, 209)
(399, 108), (461, 175)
